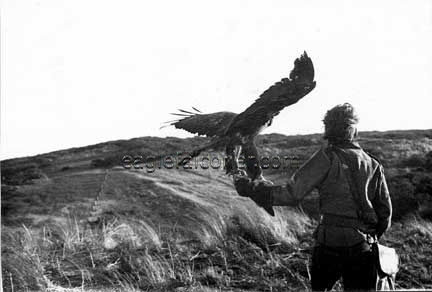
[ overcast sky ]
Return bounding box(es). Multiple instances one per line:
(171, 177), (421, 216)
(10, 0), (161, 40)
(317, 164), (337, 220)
(1, 0), (431, 159)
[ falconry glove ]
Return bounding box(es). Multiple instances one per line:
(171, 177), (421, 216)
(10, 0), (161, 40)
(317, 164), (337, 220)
(233, 172), (275, 216)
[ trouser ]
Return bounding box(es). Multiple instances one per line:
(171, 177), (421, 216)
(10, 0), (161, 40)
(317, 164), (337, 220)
(311, 241), (376, 291)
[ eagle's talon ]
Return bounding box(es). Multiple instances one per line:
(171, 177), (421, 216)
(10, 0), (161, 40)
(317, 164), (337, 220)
(254, 174), (269, 182)
(227, 168), (246, 177)
(234, 169), (247, 176)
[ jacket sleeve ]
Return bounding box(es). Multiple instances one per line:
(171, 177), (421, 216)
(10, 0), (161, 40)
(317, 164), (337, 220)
(272, 148), (331, 206)
(371, 165), (392, 238)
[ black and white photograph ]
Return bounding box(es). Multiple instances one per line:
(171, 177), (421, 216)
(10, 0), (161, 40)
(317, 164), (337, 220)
(1, 1), (432, 291)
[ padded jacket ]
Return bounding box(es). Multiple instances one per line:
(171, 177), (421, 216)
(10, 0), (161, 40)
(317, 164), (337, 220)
(273, 142), (392, 246)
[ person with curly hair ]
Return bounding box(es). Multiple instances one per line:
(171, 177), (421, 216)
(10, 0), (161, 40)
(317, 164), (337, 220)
(234, 103), (392, 291)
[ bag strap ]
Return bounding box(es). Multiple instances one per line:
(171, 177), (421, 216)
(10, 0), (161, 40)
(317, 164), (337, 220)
(329, 146), (364, 220)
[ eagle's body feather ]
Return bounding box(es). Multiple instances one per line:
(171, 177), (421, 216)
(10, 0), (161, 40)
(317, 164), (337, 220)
(172, 111), (236, 137)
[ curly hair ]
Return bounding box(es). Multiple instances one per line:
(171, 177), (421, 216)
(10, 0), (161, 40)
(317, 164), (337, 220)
(323, 103), (359, 145)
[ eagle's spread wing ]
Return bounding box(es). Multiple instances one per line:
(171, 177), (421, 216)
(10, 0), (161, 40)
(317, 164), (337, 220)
(225, 52), (316, 136)
(164, 110), (237, 137)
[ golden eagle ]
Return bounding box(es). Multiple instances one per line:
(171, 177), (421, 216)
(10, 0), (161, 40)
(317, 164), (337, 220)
(164, 52), (316, 180)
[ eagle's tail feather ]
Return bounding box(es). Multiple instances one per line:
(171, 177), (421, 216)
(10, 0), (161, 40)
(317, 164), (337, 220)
(170, 113), (192, 117)
(192, 106), (202, 113)
(160, 107), (203, 129)
(177, 109), (196, 115)
(170, 107), (203, 117)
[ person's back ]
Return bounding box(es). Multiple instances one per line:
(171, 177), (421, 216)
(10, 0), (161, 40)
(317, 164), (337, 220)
(310, 142), (391, 290)
(315, 144), (390, 246)
(234, 103), (392, 291)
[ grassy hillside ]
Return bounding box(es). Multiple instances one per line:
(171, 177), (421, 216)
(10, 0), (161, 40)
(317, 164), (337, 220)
(2, 130), (432, 291)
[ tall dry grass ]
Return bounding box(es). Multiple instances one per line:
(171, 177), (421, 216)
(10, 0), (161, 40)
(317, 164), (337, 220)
(4, 214), (431, 290)
(2, 207), (313, 291)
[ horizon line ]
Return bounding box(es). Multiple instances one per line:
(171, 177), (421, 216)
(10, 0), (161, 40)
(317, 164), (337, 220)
(2, 128), (431, 162)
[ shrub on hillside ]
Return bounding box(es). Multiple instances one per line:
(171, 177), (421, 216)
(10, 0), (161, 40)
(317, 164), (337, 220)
(60, 166), (71, 171)
(32, 156), (52, 168)
(425, 151), (432, 171)
(399, 151), (432, 170)
(386, 170), (432, 218)
(416, 175), (432, 196)
(387, 175), (419, 220)
(280, 137), (320, 149)
(400, 154), (425, 168)
(91, 154), (121, 168)
(1, 163), (42, 185)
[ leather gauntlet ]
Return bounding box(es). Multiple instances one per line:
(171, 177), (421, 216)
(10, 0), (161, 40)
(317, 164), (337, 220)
(234, 174), (275, 216)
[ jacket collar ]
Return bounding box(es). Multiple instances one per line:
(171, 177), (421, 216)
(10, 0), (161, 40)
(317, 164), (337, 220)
(330, 141), (361, 149)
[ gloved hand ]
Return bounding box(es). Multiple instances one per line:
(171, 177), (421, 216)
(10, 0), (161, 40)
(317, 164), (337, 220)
(360, 211), (379, 238)
(233, 172), (275, 216)
(233, 171), (252, 197)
